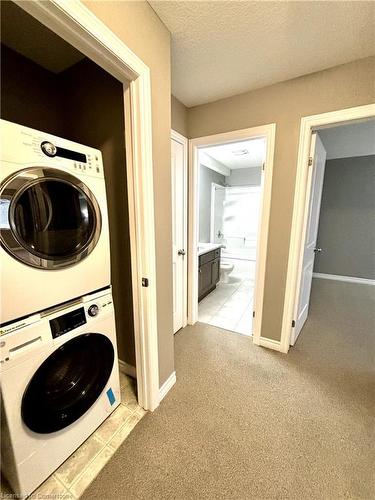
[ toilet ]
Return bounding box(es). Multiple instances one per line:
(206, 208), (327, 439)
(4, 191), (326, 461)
(220, 260), (234, 283)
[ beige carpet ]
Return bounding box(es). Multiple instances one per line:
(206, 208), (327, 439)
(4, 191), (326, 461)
(82, 279), (374, 499)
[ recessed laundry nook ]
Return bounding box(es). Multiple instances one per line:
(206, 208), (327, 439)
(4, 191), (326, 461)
(0, 2), (146, 497)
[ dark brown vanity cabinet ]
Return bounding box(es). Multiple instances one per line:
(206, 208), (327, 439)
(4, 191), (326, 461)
(198, 248), (221, 302)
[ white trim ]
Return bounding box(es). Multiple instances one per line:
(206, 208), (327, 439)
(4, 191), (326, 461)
(171, 130), (189, 329)
(281, 104), (375, 353)
(257, 337), (282, 352)
(158, 371), (176, 403)
(16, 0), (160, 410)
(118, 359), (137, 379)
(171, 129), (188, 147)
(313, 273), (375, 286)
(188, 125), (276, 348)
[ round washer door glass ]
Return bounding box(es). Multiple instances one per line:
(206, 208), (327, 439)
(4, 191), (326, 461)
(22, 333), (115, 434)
(0, 167), (101, 269)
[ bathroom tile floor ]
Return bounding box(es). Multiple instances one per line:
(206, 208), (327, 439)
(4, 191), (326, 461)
(198, 258), (255, 335)
(1, 372), (145, 499)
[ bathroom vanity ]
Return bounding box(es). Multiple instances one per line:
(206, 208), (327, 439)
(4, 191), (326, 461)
(198, 244), (222, 301)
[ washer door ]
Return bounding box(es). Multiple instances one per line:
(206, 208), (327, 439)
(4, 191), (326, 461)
(21, 333), (115, 434)
(0, 167), (101, 269)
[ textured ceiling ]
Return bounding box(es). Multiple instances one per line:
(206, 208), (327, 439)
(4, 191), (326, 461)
(202, 138), (266, 169)
(1, 1), (84, 73)
(149, 1), (375, 107)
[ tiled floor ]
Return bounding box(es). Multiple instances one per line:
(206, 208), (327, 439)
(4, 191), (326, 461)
(1, 371), (145, 499)
(198, 258), (255, 335)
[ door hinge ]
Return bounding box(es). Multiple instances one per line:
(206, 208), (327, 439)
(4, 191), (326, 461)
(292, 320), (296, 328)
(142, 277), (149, 287)
(252, 311), (255, 318)
(262, 162), (265, 171)
(308, 156), (313, 167)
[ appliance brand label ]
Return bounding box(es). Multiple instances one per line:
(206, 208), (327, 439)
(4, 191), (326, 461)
(106, 388), (116, 406)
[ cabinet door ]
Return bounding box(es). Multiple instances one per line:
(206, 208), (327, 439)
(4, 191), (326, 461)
(199, 261), (213, 299)
(199, 250), (216, 266)
(212, 258), (220, 285)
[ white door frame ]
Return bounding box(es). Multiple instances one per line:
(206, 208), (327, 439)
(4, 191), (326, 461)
(171, 129), (188, 331)
(16, 0), (160, 410)
(280, 103), (375, 353)
(188, 124), (276, 346)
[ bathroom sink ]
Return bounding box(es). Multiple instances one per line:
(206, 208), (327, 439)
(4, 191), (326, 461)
(197, 242), (223, 256)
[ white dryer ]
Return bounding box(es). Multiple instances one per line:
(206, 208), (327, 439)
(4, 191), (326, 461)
(0, 288), (120, 497)
(0, 119), (111, 324)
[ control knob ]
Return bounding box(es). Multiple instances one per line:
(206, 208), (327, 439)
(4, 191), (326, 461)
(41, 141), (57, 157)
(88, 304), (99, 317)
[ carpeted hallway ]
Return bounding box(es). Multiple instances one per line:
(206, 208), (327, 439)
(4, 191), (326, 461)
(82, 279), (374, 499)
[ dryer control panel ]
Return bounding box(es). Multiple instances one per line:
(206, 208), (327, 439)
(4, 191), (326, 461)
(0, 119), (104, 178)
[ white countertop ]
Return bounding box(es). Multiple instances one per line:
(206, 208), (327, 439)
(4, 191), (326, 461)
(198, 243), (223, 256)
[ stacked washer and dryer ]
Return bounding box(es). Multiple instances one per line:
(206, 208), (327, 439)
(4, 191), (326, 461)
(0, 120), (121, 496)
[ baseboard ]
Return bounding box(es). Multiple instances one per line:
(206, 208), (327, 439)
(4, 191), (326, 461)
(257, 336), (284, 352)
(313, 273), (375, 286)
(158, 371), (176, 403)
(118, 359), (137, 379)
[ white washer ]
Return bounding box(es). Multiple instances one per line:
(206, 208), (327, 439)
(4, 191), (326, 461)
(0, 119), (111, 324)
(0, 288), (120, 497)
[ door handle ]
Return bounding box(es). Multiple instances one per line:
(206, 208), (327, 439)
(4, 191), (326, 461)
(314, 247), (322, 253)
(178, 249), (186, 256)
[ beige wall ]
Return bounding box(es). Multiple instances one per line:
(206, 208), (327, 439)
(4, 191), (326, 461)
(171, 95), (188, 137)
(84, 1), (174, 385)
(188, 57), (375, 341)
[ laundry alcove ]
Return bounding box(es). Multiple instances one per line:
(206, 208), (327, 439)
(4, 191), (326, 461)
(0, 1), (136, 370)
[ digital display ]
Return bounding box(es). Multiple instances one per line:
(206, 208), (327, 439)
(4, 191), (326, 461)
(50, 307), (86, 338)
(56, 146), (87, 163)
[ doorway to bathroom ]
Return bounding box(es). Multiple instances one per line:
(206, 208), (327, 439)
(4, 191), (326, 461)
(199, 162), (262, 334)
(188, 125), (275, 344)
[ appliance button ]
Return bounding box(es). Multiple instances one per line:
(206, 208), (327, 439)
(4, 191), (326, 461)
(88, 304), (99, 317)
(41, 141), (57, 157)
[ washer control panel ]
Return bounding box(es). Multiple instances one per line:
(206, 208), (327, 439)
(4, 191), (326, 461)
(88, 304), (99, 317)
(0, 291), (114, 365)
(50, 307), (86, 339)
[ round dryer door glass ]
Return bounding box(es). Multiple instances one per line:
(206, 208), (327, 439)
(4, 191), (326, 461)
(0, 167), (102, 269)
(21, 334), (115, 434)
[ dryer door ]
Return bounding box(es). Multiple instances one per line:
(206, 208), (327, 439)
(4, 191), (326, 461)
(0, 167), (101, 269)
(21, 333), (115, 434)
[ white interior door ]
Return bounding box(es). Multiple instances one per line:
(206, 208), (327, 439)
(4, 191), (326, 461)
(292, 132), (327, 345)
(171, 133), (187, 333)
